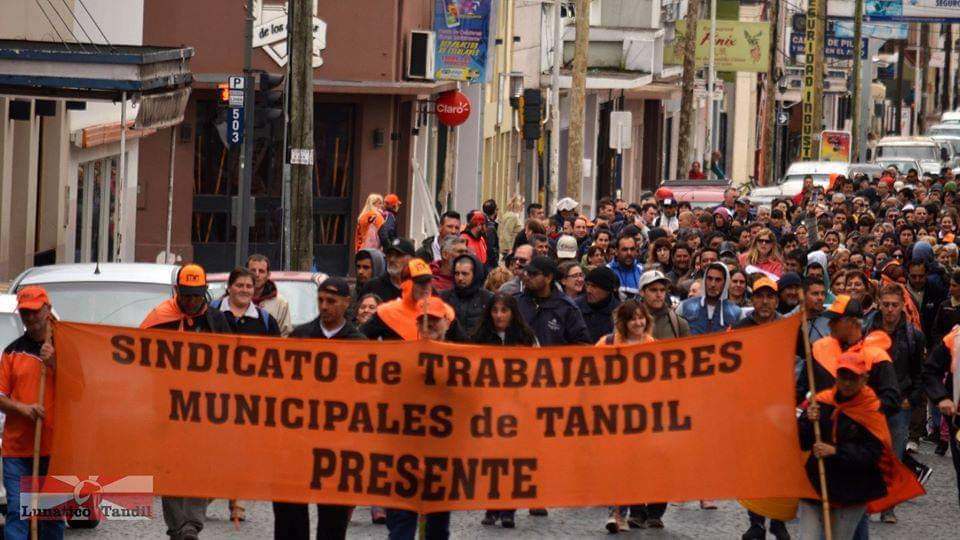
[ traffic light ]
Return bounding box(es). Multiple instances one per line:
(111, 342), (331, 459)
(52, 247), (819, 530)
(522, 89), (542, 149)
(255, 72), (285, 127)
(218, 83), (230, 102)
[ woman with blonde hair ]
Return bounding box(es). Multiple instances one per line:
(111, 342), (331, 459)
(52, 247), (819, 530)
(738, 227), (784, 277)
(498, 194), (525, 254)
(354, 193), (385, 252)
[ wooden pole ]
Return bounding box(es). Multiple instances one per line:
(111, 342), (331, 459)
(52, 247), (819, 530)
(850, 0), (864, 160)
(676, 0), (701, 179)
(30, 327), (51, 540)
(799, 299), (833, 540)
(565, 0), (590, 200)
(288, 0), (315, 271)
(760, 0), (780, 186)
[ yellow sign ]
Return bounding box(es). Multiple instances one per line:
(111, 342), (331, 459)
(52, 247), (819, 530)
(820, 131), (852, 163)
(665, 21), (769, 73)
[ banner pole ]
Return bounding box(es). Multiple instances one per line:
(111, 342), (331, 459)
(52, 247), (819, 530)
(799, 299), (833, 540)
(30, 331), (50, 540)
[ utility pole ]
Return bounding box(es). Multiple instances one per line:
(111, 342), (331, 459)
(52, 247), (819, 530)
(919, 24), (930, 133)
(850, 0), (864, 160)
(288, 0), (315, 271)
(895, 39), (905, 134)
(677, 0), (701, 178)
(705, 0), (717, 176)
(566, 0), (589, 200)
(761, 0), (779, 185)
(942, 24), (952, 113)
(236, 6), (255, 267)
(548, 0), (562, 212)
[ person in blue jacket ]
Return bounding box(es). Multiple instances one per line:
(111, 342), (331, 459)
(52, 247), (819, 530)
(677, 261), (742, 335)
(607, 235), (643, 299)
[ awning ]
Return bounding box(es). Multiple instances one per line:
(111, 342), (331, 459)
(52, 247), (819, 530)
(558, 69), (653, 90)
(193, 74), (457, 97)
(625, 82), (680, 100)
(0, 40), (193, 101)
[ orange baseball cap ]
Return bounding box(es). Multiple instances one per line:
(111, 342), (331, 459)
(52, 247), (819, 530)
(837, 351), (868, 375)
(405, 259), (433, 284)
(823, 294), (863, 319)
(385, 194), (401, 206)
(16, 286), (50, 311)
(177, 264), (208, 295)
(751, 277), (778, 294)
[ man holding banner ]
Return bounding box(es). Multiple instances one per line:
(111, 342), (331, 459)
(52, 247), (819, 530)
(273, 276), (365, 540)
(141, 264), (230, 540)
(0, 287), (63, 540)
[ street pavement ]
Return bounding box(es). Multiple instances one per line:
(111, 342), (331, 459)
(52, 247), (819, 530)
(69, 441), (956, 539)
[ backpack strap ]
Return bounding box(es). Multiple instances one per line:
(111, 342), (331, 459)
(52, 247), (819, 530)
(667, 310), (681, 337)
(210, 298), (223, 310)
(257, 307), (272, 331)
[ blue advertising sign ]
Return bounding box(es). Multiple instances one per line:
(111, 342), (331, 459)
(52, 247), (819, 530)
(790, 32), (868, 60)
(227, 107), (243, 147)
(433, 0), (493, 82)
(833, 21), (907, 40)
(865, 0), (960, 22)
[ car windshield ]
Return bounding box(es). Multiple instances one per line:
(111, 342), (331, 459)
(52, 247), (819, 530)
(207, 280), (319, 326)
(878, 161), (919, 173)
(37, 282), (173, 328)
(783, 174), (831, 185)
(930, 126), (960, 134)
(876, 145), (939, 160)
(0, 313), (23, 349)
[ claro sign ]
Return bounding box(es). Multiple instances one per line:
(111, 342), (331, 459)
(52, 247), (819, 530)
(435, 91), (471, 127)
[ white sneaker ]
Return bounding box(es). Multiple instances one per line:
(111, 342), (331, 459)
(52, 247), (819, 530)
(606, 513), (620, 534)
(906, 441), (918, 453)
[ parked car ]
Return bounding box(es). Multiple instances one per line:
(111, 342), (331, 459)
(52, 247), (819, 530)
(207, 271), (327, 327)
(876, 158), (923, 177)
(874, 136), (946, 175)
(748, 161), (850, 205)
(9, 263), (178, 328)
(926, 123), (960, 137)
(0, 295), (22, 350)
(939, 111), (960, 124)
(657, 179), (732, 208)
(930, 134), (960, 171)
(846, 163), (883, 179)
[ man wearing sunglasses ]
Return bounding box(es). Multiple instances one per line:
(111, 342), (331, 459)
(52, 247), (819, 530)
(515, 256), (590, 346)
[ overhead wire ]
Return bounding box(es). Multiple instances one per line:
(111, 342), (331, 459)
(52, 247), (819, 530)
(57, 0), (101, 52)
(42, 0), (87, 51)
(76, 0), (116, 52)
(33, 0), (72, 51)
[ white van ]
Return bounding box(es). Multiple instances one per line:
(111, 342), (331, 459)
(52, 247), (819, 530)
(874, 136), (946, 175)
(749, 161), (850, 205)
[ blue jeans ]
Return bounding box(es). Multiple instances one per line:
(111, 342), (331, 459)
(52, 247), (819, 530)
(888, 408), (911, 460)
(3, 456), (65, 540)
(385, 509), (450, 540)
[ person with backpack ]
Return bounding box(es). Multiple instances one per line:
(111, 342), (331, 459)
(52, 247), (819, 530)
(209, 267), (281, 522)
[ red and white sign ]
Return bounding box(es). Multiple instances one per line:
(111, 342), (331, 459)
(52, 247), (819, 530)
(435, 90), (471, 127)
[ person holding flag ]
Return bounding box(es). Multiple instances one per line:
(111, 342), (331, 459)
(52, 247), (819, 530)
(799, 351), (924, 538)
(141, 264), (231, 540)
(0, 287), (63, 540)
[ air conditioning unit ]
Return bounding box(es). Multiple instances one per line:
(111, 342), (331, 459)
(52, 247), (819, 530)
(407, 30), (436, 80)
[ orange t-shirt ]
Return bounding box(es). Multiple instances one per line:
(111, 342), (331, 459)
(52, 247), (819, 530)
(0, 335), (55, 457)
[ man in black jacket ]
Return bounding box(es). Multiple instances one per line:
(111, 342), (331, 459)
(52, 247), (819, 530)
(907, 259), (948, 347)
(516, 256), (591, 346)
(923, 326), (960, 508)
(483, 199), (500, 269)
(274, 276), (362, 540)
(576, 267), (620, 344)
(440, 253), (492, 336)
(870, 284), (926, 523)
(932, 270), (960, 344)
(359, 238), (415, 302)
(415, 211), (461, 263)
(798, 352), (888, 539)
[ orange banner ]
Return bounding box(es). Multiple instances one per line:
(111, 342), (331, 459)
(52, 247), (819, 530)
(49, 317), (815, 512)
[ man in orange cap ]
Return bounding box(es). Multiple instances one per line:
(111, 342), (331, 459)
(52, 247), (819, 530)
(380, 193), (401, 245)
(0, 287), (64, 540)
(359, 260), (458, 538)
(800, 352), (923, 538)
(141, 264), (230, 540)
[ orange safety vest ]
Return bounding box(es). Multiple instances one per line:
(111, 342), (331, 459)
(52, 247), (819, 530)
(812, 330), (892, 377)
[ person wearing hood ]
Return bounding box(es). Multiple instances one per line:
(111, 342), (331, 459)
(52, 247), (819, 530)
(677, 262), (742, 335)
(906, 256), (948, 347)
(355, 248), (386, 290)
(246, 254), (293, 336)
(806, 251), (835, 305)
(141, 264), (231, 540)
(796, 295), (901, 416)
(576, 266), (621, 343)
(516, 256), (591, 346)
(440, 253), (493, 336)
(360, 238), (415, 303)
(429, 236), (469, 293)
(777, 272), (803, 316)
(912, 240), (948, 290)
